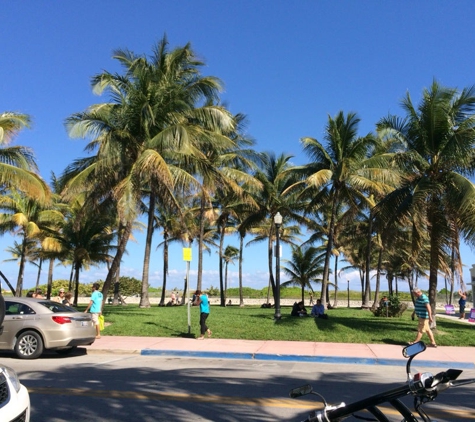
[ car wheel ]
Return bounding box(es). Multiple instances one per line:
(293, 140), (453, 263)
(15, 330), (44, 359)
(56, 347), (77, 356)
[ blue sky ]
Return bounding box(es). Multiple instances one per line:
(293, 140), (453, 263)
(2, 1), (475, 293)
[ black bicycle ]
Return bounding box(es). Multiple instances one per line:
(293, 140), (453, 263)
(290, 341), (475, 421)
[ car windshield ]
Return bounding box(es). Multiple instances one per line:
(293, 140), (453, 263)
(37, 301), (78, 313)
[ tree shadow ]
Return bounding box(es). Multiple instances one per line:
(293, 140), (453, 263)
(17, 353), (475, 421)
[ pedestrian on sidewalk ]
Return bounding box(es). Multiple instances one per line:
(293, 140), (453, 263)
(194, 290), (211, 340)
(410, 288), (437, 348)
(458, 288), (467, 319)
(84, 282), (103, 339)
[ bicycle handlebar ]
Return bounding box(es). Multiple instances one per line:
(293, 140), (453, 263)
(292, 342), (475, 422)
(304, 370), (473, 421)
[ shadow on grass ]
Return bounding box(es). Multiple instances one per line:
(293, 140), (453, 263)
(176, 332), (197, 339)
(380, 338), (407, 346)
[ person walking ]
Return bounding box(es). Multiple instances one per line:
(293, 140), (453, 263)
(193, 290), (211, 340)
(458, 288), (467, 320)
(410, 288), (437, 348)
(84, 282), (103, 339)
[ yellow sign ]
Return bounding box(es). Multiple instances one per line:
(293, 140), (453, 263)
(183, 248), (192, 262)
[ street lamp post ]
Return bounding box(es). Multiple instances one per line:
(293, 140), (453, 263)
(274, 212), (282, 321)
(347, 280), (350, 308)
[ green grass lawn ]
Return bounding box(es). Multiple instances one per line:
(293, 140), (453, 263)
(86, 304), (475, 347)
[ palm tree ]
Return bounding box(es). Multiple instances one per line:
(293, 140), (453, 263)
(3, 239), (38, 293)
(248, 219), (302, 304)
(231, 200), (262, 307)
(376, 81), (475, 322)
(0, 112), (49, 201)
(212, 114), (262, 303)
(63, 37), (234, 304)
(281, 244), (325, 303)
(214, 193), (261, 306)
(215, 197), (237, 306)
(222, 245), (239, 304)
(189, 112), (261, 292)
(295, 111), (395, 306)
(242, 152), (306, 303)
(0, 190), (63, 296)
(153, 200), (186, 306)
(57, 203), (117, 305)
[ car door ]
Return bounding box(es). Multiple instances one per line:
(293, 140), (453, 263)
(0, 301), (36, 350)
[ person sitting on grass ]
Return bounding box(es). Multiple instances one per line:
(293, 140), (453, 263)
(311, 299), (328, 319)
(291, 301), (308, 317)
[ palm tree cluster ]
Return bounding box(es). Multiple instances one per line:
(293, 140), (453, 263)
(2, 36), (475, 322)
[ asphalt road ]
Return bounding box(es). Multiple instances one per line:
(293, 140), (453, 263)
(2, 350), (475, 421)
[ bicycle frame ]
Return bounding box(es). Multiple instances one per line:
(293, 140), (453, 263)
(290, 341), (475, 422)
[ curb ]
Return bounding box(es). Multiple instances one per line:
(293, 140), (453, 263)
(139, 349), (475, 369)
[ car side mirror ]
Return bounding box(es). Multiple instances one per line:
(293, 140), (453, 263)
(289, 384), (313, 398)
(402, 341), (426, 358)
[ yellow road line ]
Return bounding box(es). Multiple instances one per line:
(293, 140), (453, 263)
(28, 387), (475, 419)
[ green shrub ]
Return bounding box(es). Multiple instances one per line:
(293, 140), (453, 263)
(371, 294), (408, 317)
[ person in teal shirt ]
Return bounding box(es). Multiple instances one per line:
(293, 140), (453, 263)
(194, 290), (211, 340)
(84, 282), (103, 339)
(410, 288), (436, 347)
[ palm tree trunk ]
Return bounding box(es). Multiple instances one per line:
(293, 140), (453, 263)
(102, 221), (133, 302)
(68, 265), (74, 292)
(449, 243), (456, 305)
(363, 211), (373, 307)
(159, 234), (169, 306)
(73, 264), (80, 306)
(48, 258), (54, 294)
(372, 247), (383, 309)
(429, 220), (439, 328)
(219, 220), (226, 306)
(239, 234), (244, 307)
(0, 270), (16, 295)
(388, 273), (393, 296)
(333, 254), (339, 308)
(140, 193), (156, 308)
(197, 195), (205, 291)
(224, 262), (228, 304)
(36, 257), (43, 292)
(359, 269), (364, 302)
(321, 193), (337, 305)
(113, 270), (120, 305)
(15, 236), (28, 297)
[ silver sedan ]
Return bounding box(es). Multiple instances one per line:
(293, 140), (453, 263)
(0, 297), (96, 359)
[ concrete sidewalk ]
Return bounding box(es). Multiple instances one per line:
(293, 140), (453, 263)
(85, 336), (475, 369)
(83, 311), (474, 368)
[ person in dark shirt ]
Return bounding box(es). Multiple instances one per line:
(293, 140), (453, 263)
(291, 301), (307, 317)
(458, 289), (467, 320)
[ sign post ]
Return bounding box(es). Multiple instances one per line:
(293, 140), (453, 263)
(183, 247), (192, 334)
